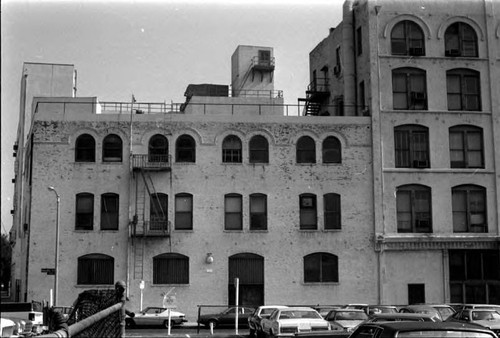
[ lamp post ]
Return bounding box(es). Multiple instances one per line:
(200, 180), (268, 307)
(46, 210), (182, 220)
(48, 186), (60, 307)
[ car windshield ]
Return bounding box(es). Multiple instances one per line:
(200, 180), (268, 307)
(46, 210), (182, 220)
(280, 310), (321, 320)
(334, 311), (368, 320)
(143, 308), (162, 314)
(472, 311), (500, 321)
(398, 331), (494, 338)
(261, 308), (276, 315)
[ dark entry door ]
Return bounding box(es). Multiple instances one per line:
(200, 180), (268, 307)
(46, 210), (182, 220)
(228, 253), (264, 307)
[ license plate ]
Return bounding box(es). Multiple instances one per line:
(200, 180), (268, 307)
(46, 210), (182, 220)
(298, 323), (311, 331)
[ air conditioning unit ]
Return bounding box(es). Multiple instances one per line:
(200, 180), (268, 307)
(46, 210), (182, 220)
(415, 219), (430, 230)
(446, 49), (461, 57)
(411, 92), (426, 101)
(413, 160), (429, 168)
(409, 47), (424, 56)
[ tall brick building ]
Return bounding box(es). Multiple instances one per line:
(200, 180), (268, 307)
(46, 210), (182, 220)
(9, 0), (500, 319)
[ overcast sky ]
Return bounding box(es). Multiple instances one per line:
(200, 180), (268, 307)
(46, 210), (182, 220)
(1, 0), (344, 234)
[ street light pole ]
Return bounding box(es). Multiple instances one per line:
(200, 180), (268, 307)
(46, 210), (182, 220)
(48, 186), (60, 307)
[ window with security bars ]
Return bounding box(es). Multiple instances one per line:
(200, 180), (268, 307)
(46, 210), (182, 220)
(249, 135), (269, 163)
(296, 136), (316, 163)
(392, 68), (427, 110)
(148, 134), (168, 162)
(101, 193), (119, 230)
(322, 137), (341, 163)
(391, 20), (425, 56)
(153, 253), (189, 284)
(176, 134), (195, 162)
(447, 69), (481, 111)
(76, 193), (94, 230)
(324, 193), (341, 230)
(75, 134), (96, 162)
(250, 193), (267, 230)
(102, 134), (123, 162)
(449, 125), (484, 168)
(175, 193), (192, 230)
(300, 194), (317, 230)
(225, 194), (242, 230)
(394, 125), (429, 168)
(445, 22), (478, 57)
(150, 193), (168, 231)
(452, 185), (487, 233)
(222, 135), (242, 163)
(77, 254), (114, 285)
(304, 253), (338, 283)
(396, 185), (432, 233)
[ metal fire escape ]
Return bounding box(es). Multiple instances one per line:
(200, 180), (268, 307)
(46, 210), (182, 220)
(299, 77), (330, 116)
(130, 154), (171, 280)
(233, 53), (275, 97)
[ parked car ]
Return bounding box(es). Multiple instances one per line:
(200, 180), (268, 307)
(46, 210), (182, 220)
(312, 306), (342, 318)
(461, 304), (500, 312)
(367, 305), (399, 316)
(446, 308), (500, 336)
(366, 312), (439, 323)
(348, 321), (498, 338)
(198, 306), (254, 329)
(0, 318), (16, 338)
(425, 304), (456, 320)
(260, 306), (330, 337)
(125, 307), (187, 328)
(324, 309), (368, 333)
(248, 305), (288, 337)
(398, 304), (442, 321)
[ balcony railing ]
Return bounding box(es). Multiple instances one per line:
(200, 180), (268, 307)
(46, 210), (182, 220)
(131, 154), (171, 171)
(131, 220), (170, 237)
(251, 56), (275, 71)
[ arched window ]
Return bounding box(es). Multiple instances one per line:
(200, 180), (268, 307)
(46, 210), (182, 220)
(225, 193), (242, 230)
(322, 136), (341, 163)
(452, 185), (486, 233)
(300, 193), (317, 230)
(391, 20), (425, 56)
(249, 135), (269, 164)
(324, 193), (341, 230)
(176, 135), (195, 163)
(153, 253), (189, 284)
(76, 193), (94, 230)
(447, 69), (481, 111)
(394, 125), (429, 168)
(101, 193), (119, 230)
(148, 134), (168, 162)
(445, 22), (478, 57)
(296, 136), (316, 163)
(222, 135), (242, 163)
(150, 193), (168, 232)
(449, 125), (484, 168)
(75, 134), (96, 162)
(103, 134), (122, 162)
(392, 68), (427, 110)
(304, 253), (338, 283)
(396, 184), (432, 233)
(77, 254), (114, 285)
(175, 193), (193, 230)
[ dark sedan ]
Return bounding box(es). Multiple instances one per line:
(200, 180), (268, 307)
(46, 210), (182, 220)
(198, 306), (255, 329)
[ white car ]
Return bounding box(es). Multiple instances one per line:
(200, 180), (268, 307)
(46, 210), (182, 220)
(1, 318), (16, 338)
(324, 309), (369, 332)
(260, 307), (330, 337)
(125, 307), (187, 328)
(248, 305), (288, 337)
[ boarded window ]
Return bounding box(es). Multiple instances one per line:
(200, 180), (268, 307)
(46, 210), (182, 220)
(304, 253), (338, 283)
(78, 254), (114, 285)
(153, 253), (189, 284)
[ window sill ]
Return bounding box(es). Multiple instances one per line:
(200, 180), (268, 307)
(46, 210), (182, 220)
(173, 162), (196, 165)
(173, 229), (194, 232)
(75, 284), (113, 288)
(74, 229), (94, 232)
(221, 162), (243, 165)
(298, 228), (319, 232)
(303, 282), (339, 286)
(323, 229), (342, 232)
(150, 284), (190, 287)
(223, 230), (244, 233)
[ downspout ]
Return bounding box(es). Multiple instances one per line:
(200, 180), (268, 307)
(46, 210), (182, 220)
(18, 71), (28, 301)
(342, 0), (356, 116)
(352, 3), (358, 116)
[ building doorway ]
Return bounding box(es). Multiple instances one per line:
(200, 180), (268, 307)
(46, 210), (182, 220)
(228, 253), (264, 307)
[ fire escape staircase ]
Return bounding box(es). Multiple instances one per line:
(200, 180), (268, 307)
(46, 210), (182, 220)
(234, 56), (275, 97)
(299, 78), (330, 116)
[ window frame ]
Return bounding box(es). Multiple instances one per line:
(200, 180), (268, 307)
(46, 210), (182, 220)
(392, 67), (428, 110)
(449, 125), (484, 168)
(102, 134), (123, 162)
(391, 20), (426, 56)
(304, 252), (339, 283)
(100, 193), (119, 230)
(396, 184), (432, 233)
(324, 193), (341, 230)
(249, 135), (269, 164)
(322, 136), (341, 164)
(149, 193), (168, 231)
(176, 134), (196, 163)
(300, 193), (317, 230)
(175, 193), (193, 230)
(445, 22), (478, 57)
(76, 193), (94, 230)
(296, 136), (316, 164)
(452, 185), (487, 233)
(75, 134), (96, 162)
(148, 134), (169, 163)
(394, 125), (430, 168)
(153, 253), (189, 285)
(225, 193), (242, 230)
(77, 254), (114, 285)
(250, 193), (267, 231)
(222, 135), (242, 163)
(446, 69), (481, 111)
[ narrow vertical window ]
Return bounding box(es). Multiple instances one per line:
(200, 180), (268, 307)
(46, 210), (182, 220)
(225, 194), (242, 230)
(103, 134), (123, 162)
(300, 194), (317, 230)
(250, 193), (267, 230)
(101, 193), (119, 230)
(175, 193), (193, 230)
(324, 193), (341, 230)
(150, 193), (168, 232)
(76, 193), (94, 230)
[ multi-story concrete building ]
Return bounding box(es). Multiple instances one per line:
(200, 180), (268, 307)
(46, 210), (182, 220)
(10, 45), (374, 319)
(304, 0), (499, 304)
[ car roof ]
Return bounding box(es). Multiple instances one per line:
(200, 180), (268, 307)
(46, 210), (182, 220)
(282, 307), (316, 311)
(372, 313), (435, 318)
(259, 305), (288, 309)
(332, 309), (366, 312)
(357, 321), (495, 332)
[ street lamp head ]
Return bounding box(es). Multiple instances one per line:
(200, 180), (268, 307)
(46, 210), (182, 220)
(48, 186), (55, 191)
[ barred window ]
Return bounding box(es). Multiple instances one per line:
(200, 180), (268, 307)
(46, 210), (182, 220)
(75, 134), (95, 162)
(153, 253), (189, 284)
(304, 253), (338, 283)
(222, 135), (242, 163)
(101, 193), (119, 230)
(77, 254), (114, 285)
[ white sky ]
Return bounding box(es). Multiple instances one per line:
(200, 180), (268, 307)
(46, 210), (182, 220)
(1, 0), (344, 234)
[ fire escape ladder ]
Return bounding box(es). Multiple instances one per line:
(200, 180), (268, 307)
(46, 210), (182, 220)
(140, 170), (168, 234)
(235, 62), (254, 97)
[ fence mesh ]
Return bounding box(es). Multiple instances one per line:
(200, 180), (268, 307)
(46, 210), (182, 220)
(67, 289), (121, 338)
